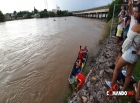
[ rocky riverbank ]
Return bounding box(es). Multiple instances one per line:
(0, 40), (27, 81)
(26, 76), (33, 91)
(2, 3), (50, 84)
(68, 36), (122, 103)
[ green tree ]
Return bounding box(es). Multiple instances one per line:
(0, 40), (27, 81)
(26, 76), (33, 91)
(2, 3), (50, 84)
(57, 10), (62, 16)
(13, 11), (17, 15)
(0, 11), (5, 22)
(67, 12), (73, 16)
(56, 10), (73, 16)
(40, 9), (49, 18)
(34, 7), (38, 14)
(16, 11), (33, 18)
(13, 11), (17, 19)
(107, 0), (123, 22)
(48, 11), (56, 17)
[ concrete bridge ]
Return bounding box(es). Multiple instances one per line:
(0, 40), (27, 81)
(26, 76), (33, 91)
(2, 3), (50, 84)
(72, 5), (109, 19)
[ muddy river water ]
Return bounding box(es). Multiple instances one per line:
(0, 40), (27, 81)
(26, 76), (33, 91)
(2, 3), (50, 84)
(0, 17), (105, 103)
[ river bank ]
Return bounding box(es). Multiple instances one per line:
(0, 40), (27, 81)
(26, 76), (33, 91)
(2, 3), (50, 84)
(68, 36), (123, 103)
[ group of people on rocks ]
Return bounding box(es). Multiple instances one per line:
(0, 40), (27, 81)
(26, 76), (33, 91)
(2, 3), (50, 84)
(106, 0), (140, 102)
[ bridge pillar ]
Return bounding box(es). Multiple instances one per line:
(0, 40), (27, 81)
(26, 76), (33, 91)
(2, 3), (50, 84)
(98, 13), (99, 19)
(94, 13), (96, 18)
(101, 12), (103, 19)
(105, 13), (107, 18)
(96, 13), (98, 18)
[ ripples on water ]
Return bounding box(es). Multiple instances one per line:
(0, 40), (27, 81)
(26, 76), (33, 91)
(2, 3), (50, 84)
(0, 17), (105, 103)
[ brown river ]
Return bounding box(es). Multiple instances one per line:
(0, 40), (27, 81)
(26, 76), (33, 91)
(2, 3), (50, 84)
(0, 17), (105, 103)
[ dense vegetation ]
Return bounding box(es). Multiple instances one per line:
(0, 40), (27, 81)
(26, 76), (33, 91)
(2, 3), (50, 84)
(40, 9), (73, 18)
(107, 0), (124, 22)
(0, 11), (5, 22)
(0, 7), (73, 22)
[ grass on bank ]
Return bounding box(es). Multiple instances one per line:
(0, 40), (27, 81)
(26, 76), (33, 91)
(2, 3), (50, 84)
(99, 17), (118, 45)
(133, 60), (140, 81)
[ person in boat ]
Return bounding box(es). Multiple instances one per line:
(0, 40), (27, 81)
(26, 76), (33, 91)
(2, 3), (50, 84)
(75, 58), (82, 74)
(70, 58), (83, 77)
(83, 46), (88, 51)
(75, 73), (86, 91)
(78, 46), (88, 60)
(82, 46), (88, 58)
(78, 46), (83, 59)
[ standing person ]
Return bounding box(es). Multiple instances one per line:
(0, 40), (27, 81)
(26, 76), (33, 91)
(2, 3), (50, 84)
(123, 16), (131, 40)
(114, 5), (127, 36)
(118, 5), (127, 19)
(106, 3), (140, 91)
(116, 11), (126, 45)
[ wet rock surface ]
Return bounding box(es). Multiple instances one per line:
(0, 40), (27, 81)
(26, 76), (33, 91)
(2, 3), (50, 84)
(68, 37), (122, 103)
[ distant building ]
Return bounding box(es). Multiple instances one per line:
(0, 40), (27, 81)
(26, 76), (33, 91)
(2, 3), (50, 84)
(4, 13), (11, 20)
(17, 17), (23, 19)
(34, 13), (40, 18)
(23, 14), (28, 19)
(10, 13), (16, 20)
(52, 9), (57, 14)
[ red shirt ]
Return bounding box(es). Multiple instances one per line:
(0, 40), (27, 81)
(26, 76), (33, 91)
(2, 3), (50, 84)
(84, 46), (87, 51)
(78, 50), (83, 59)
(76, 73), (85, 89)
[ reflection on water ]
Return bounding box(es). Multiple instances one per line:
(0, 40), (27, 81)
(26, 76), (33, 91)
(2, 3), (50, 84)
(0, 17), (105, 103)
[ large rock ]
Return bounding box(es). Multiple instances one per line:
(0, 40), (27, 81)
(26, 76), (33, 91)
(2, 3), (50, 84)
(99, 70), (104, 77)
(81, 96), (88, 103)
(91, 76), (98, 81)
(87, 81), (90, 88)
(105, 69), (113, 74)
(89, 95), (94, 102)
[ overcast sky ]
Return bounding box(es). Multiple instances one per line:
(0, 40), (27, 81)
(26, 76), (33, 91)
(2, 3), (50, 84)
(0, 0), (112, 14)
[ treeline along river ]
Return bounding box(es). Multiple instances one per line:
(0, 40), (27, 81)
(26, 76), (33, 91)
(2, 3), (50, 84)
(0, 17), (105, 103)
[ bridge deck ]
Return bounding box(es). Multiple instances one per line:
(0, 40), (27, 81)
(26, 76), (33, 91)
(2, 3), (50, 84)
(73, 8), (109, 14)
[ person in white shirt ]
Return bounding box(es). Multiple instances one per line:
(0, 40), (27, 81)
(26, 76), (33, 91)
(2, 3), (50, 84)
(116, 11), (126, 45)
